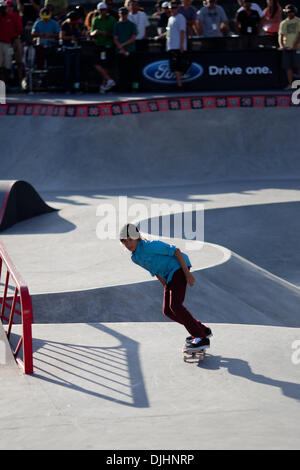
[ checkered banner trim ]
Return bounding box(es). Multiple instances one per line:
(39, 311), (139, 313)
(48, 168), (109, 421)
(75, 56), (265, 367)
(0, 94), (297, 117)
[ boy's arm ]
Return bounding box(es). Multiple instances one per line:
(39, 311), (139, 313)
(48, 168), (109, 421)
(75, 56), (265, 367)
(174, 248), (195, 286)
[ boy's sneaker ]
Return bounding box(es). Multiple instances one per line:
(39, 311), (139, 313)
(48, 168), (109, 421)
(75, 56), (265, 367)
(185, 327), (213, 344)
(185, 337), (210, 351)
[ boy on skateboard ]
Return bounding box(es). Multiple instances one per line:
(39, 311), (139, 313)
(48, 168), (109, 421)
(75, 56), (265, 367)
(120, 223), (212, 351)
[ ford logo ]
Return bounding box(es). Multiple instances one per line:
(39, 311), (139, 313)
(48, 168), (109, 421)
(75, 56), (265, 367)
(143, 60), (203, 84)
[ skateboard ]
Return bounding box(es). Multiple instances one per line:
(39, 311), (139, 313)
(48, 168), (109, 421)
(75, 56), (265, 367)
(182, 345), (206, 363)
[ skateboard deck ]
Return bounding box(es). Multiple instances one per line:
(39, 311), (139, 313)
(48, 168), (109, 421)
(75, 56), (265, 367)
(182, 345), (206, 363)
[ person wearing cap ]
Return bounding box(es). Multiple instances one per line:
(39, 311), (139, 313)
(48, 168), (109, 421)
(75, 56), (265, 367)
(127, 0), (150, 51)
(113, 7), (137, 91)
(156, 1), (170, 35)
(119, 223), (213, 353)
(0, 0), (22, 85)
(278, 4), (300, 89)
(31, 7), (59, 68)
(90, 2), (116, 93)
(31, 7), (59, 47)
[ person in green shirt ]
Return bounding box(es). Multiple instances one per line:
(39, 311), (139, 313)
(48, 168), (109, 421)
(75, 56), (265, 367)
(90, 2), (117, 93)
(113, 6), (137, 91)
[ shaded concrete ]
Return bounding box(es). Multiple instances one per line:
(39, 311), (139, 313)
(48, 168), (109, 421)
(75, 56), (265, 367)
(1, 108), (300, 192)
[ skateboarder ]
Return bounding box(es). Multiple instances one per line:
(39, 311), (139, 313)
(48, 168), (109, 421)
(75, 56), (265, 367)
(120, 223), (212, 350)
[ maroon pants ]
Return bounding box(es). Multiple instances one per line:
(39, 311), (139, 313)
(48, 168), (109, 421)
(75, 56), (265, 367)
(163, 268), (208, 338)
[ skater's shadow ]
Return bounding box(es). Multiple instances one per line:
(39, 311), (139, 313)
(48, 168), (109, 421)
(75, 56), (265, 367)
(199, 354), (300, 402)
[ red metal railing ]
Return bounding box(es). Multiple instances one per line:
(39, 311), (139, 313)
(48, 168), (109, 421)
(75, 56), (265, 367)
(0, 241), (33, 374)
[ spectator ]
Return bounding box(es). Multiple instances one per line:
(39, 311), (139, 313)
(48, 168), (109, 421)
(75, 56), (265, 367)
(262, 0), (282, 37)
(31, 7), (59, 68)
(44, 0), (67, 22)
(113, 6), (137, 91)
(60, 10), (85, 93)
(156, 1), (170, 34)
(178, 0), (197, 38)
(90, 2), (116, 93)
(16, 0), (40, 29)
(0, 0), (21, 85)
(75, 5), (86, 24)
(85, 8), (99, 31)
(278, 4), (300, 89)
(152, 1), (163, 20)
(235, 0), (263, 47)
(166, 1), (187, 88)
(5, 0), (24, 86)
(197, 0), (230, 37)
(106, 0), (118, 20)
(128, 0), (150, 51)
(236, 0), (264, 19)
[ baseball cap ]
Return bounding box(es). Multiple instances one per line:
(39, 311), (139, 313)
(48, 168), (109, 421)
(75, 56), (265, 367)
(284, 4), (297, 12)
(119, 6), (128, 13)
(162, 2), (169, 7)
(97, 2), (107, 9)
(119, 223), (140, 241)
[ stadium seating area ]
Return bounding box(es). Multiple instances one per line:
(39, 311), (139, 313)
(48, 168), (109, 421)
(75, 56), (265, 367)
(3, 0), (300, 92)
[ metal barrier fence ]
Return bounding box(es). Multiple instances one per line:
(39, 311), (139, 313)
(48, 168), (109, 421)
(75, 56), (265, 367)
(0, 241), (33, 374)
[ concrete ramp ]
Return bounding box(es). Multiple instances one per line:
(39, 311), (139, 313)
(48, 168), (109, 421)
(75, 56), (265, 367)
(0, 94), (300, 449)
(0, 180), (57, 232)
(31, 251), (300, 328)
(1, 107), (300, 192)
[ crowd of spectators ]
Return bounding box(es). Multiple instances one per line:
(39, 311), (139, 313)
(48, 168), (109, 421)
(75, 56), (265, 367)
(0, 0), (299, 92)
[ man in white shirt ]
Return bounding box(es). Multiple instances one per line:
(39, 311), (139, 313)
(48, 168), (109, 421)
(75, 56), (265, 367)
(128, 0), (150, 51)
(166, 1), (187, 87)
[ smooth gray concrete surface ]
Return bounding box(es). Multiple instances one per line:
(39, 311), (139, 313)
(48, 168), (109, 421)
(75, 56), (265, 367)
(0, 95), (300, 449)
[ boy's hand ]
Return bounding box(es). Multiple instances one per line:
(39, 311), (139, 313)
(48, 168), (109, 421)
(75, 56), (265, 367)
(186, 271), (195, 287)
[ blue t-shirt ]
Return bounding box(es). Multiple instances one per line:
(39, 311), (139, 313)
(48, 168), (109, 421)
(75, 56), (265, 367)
(131, 239), (191, 284)
(32, 18), (60, 46)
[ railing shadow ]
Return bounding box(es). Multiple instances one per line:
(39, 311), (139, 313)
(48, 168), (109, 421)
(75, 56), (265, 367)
(29, 323), (149, 408)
